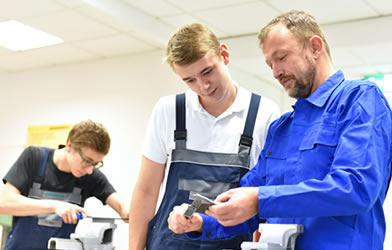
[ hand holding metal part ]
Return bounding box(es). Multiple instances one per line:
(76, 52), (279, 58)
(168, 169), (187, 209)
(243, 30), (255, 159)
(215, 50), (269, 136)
(168, 203), (203, 234)
(184, 193), (218, 218)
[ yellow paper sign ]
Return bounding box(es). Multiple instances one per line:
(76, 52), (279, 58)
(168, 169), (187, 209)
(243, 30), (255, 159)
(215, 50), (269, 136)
(26, 124), (72, 148)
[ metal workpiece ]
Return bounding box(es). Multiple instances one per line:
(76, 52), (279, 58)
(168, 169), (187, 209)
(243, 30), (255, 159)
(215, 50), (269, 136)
(48, 217), (118, 250)
(184, 193), (217, 218)
(184, 198), (202, 218)
(241, 224), (304, 250)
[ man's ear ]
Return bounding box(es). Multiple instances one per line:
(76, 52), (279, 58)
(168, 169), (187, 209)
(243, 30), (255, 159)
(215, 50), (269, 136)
(309, 35), (323, 59)
(220, 43), (230, 65)
(65, 140), (72, 152)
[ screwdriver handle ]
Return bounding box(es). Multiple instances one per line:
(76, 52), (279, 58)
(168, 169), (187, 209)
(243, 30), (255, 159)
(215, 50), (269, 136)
(77, 213), (83, 220)
(58, 212), (84, 220)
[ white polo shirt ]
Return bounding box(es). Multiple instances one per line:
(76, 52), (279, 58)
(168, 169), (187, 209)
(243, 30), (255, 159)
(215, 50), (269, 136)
(143, 84), (280, 209)
(143, 85), (280, 175)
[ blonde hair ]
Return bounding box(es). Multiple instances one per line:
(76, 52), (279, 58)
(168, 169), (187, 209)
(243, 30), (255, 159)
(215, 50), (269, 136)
(67, 120), (110, 155)
(165, 23), (221, 68)
(258, 10), (331, 59)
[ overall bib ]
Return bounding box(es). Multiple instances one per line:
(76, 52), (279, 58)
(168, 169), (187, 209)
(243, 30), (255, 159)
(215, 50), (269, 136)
(4, 147), (83, 250)
(146, 93), (261, 250)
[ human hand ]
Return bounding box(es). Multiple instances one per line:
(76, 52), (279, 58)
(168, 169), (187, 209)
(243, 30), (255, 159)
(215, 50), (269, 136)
(168, 203), (203, 234)
(53, 200), (86, 224)
(206, 187), (259, 226)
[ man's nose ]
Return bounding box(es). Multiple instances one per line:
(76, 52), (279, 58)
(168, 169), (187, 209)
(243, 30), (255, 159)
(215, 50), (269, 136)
(198, 77), (210, 89)
(85, 166), (94, 175)
(272, 66), (283, 80)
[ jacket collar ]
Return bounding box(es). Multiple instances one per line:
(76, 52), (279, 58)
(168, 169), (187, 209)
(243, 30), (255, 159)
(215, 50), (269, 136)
(305, 70), (345, 108)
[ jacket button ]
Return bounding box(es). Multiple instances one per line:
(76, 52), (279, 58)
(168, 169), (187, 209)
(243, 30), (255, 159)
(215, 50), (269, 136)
(267, 151), (272, 155)
(206, 232), (212, 237)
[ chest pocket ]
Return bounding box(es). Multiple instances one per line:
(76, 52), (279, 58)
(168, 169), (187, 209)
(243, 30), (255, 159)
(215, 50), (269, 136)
(297, 122), (338, 182)
(263, 135), (288, 185)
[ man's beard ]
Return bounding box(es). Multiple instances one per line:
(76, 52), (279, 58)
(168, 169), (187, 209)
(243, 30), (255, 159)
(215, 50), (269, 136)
(288, 55), (316, 99)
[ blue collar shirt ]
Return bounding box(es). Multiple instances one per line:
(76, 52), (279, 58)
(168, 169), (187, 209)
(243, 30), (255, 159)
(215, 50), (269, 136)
(191, 70), (392, 250)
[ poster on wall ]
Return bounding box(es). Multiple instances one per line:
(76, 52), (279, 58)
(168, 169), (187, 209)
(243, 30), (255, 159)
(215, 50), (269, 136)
(26, 123), (72, 148)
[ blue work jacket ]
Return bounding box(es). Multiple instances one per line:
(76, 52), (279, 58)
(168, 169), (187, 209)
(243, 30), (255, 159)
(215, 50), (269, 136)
(191, 70), (392, 250)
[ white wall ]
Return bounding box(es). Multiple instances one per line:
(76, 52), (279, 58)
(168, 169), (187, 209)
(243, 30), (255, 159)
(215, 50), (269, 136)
(0, 49), (288, 249)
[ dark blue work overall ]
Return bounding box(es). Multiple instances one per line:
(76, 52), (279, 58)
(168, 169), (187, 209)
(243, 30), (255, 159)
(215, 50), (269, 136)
(146, 93), (261, 250)
(4, 147), (82, 250)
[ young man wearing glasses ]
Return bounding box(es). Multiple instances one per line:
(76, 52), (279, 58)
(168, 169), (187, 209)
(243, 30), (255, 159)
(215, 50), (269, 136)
(0, 120), (128, 250)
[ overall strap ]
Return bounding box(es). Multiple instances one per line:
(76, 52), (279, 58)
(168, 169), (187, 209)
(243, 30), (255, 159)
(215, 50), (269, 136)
(174, 93), (187, 149)
(28, 147), (83, 204)
(239, 93), (261, 154)
(34, 147), (51, 183)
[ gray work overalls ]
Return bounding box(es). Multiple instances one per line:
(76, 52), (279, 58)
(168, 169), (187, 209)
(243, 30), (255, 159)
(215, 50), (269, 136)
(146, 93), (261, 250)
(4, 147), (83, 250)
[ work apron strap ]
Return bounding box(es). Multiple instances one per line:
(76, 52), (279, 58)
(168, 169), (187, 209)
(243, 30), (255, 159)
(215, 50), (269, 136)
(174, 93), (187, 149)
(239, 93), (261, 154)
(27, 147), (82, 228)
(37, 147), (51, 178)
(174, 92), (261, 152)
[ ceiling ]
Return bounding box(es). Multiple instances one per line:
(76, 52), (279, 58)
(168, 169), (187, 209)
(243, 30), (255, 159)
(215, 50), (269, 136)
(1, 0), (392, 86)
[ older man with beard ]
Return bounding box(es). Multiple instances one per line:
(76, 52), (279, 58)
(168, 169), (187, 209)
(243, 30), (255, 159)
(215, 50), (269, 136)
(168, 10), (392, 250)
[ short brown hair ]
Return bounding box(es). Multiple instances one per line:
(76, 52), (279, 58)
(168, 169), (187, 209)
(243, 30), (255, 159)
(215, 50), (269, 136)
(165, 23), (221, 68)
(258, 10), (331, 59)
(67, 120), (110, 155)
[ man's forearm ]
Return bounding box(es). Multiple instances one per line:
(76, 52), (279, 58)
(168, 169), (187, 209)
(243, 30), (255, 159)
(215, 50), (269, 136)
(129, 190), (158, 250)
(0, 184), (56, 216)
(129, 219), (149, 250)
(106, 192), (129, 219)
(0, 194), (56, 216)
